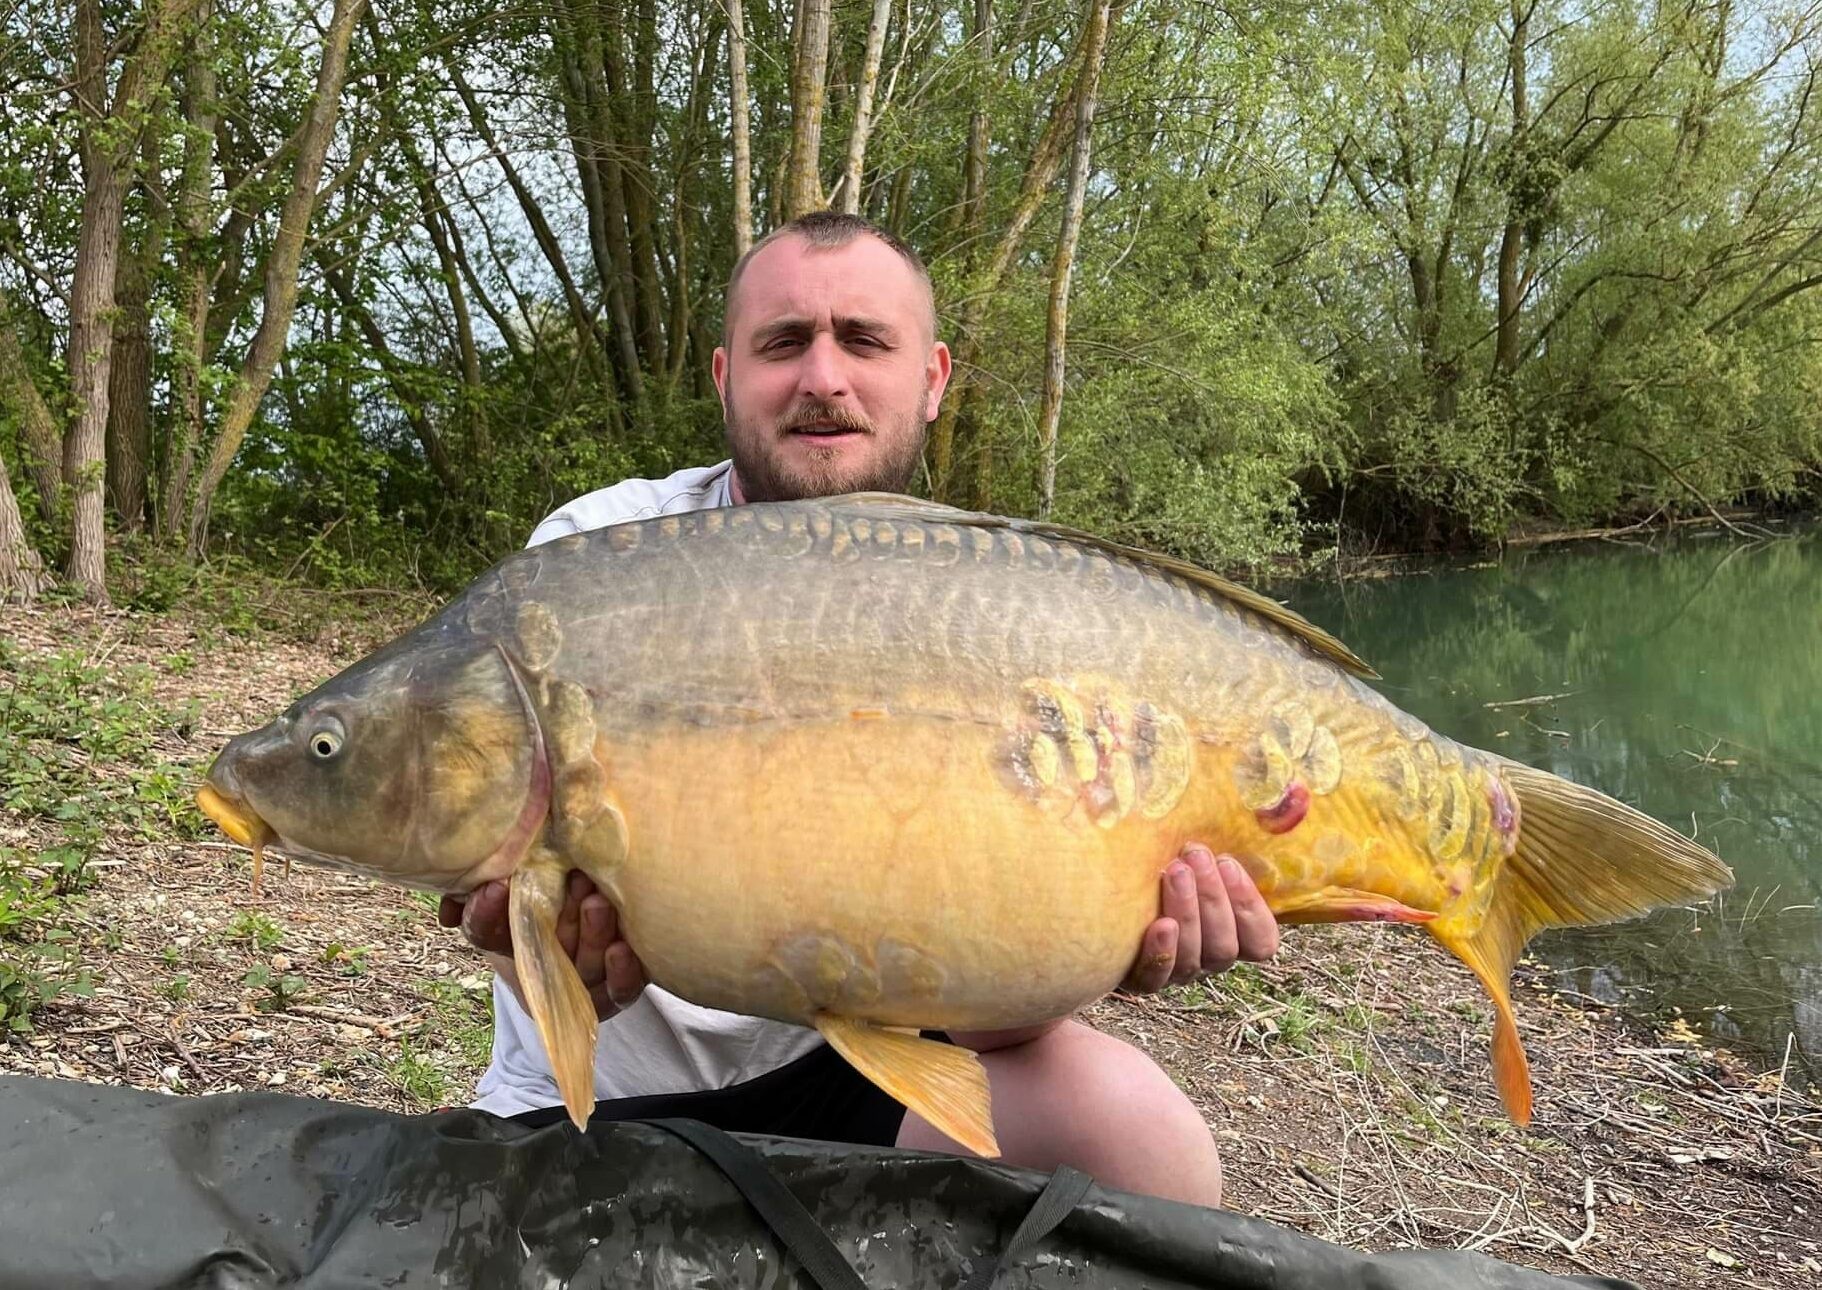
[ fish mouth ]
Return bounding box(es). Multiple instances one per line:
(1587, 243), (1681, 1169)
(196, 783), (280, 891)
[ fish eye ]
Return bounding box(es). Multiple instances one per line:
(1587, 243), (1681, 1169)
(307, 716), (347, 760)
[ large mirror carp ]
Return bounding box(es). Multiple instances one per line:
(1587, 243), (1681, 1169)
(197, 494), (1732, 1155)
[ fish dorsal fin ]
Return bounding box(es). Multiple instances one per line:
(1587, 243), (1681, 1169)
(820, 493), (1379, 680)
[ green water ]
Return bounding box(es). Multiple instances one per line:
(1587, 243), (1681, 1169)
(1273, 523), (1822, 1082)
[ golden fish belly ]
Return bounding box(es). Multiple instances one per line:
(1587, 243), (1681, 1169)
(585, 713), (1182, 1032)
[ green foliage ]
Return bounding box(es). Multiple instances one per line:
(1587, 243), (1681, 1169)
(2, 0), (1818, 599)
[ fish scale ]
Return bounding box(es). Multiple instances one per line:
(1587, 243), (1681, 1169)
(196, 492), (1733, 1155)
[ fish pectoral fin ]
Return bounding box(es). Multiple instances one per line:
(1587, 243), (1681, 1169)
(813, 1014), (998, 1159)
(509, 858), (600, 1132)
(1269, 887), (1437, 925)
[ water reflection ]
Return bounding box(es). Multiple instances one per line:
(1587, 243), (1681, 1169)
(1272, 525), (1822, 1081)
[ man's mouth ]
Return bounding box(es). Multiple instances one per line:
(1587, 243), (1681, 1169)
(788, 421), (867, 438)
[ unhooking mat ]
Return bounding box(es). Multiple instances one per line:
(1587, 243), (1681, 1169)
(0, 1073), (1639, 1289)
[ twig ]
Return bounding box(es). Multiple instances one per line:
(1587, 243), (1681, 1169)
(1613, 438), (1779, 540)
(1565, 1175), (1597, 1254)
(166, 1027), (209, 1085)
(1294, 1161), (1341, 1200)
(1483, 690), (1579, 709)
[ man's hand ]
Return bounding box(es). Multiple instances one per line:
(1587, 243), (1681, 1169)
(1122, 843), (1279, 993)
(438, 871), (648, 1022)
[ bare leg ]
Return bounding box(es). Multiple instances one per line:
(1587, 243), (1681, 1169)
(895, 1019), (1224, 1209)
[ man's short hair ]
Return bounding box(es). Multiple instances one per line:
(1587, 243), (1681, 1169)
(722, 211), (937, 345)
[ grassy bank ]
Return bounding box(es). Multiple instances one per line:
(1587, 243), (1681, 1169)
(2, 590), (1817, 1288)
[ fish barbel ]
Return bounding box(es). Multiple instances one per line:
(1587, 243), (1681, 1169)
(195, 494), (1732, 1154)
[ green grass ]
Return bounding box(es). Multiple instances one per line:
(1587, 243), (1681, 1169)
(0, 639), (206, 1031)
(386, 1040), (449, 1107)
(417, 976), (495, 1072)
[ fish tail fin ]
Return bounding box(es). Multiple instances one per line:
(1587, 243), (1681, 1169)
(1432, 761), (1733, 1126)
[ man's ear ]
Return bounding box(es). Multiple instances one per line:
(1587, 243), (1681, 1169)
(712, 346), (729, 413)
(924, 340), (953, 420)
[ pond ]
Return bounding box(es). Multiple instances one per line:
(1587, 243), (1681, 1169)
(1274, 522), (1822, 1084)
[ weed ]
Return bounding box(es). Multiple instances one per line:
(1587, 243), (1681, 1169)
(1278, 995), (1327, 1048)
(241, 963), (309, 1012)
(387, 1040), (448, 1107)
(322, 942), (372, 976)
(1341, 1041), (1372, 1075)
(228, 911), (284, 951)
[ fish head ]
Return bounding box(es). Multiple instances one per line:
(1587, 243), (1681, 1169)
(197, 632), (547, 893)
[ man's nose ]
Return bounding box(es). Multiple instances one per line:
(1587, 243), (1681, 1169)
(796, 333), (850, 400)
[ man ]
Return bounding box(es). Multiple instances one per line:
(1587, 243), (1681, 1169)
(441, 212), (1279, 1209)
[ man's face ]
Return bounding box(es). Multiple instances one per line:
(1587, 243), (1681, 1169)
(713, 234), (951, 504)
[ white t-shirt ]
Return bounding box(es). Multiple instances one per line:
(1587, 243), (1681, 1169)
(469, 460), (827, 1118)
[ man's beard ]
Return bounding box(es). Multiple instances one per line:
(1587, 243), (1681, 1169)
(726, 392), (929, 503)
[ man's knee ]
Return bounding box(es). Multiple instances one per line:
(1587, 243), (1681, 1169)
(904, 1020), (1225, 1209)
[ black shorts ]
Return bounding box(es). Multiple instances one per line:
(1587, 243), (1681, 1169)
(505, 1038), (912, 1147)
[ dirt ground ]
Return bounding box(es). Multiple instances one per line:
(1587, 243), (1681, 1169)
(4, 594), (1818, 1289)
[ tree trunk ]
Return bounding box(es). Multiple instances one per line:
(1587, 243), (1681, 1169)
(64, 0), (199, 598)
(728, 0), (754, 253)
(184, 0), (365, 556)
(0, 442), (49, 601)
(1037, 0), (1112, 520)
(65, 0), (129, 601)
(957, 0), (993, 249)
(608, 0), (666, 372)
(1493, 0), (1531, 380)
(0, 292), (64, 527)
(668, 11), (720, 386)
(107, 222), (158, 532)
(786, 0), (832, 217)
(160, 5), (216, 542)
(835, 0), (891, 214)
(418, 171), (486, 461)
(928, 15), (1098, 501)
(321, 265), (465, 496)
(560, 4), (644, 404)
(886, 162), (912, 234)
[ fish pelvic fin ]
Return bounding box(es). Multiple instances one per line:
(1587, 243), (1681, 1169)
(509, 857), (600, 1132)
(813, 1014), (999, 1158)
(1270, 886), (1437, 925)
(1432, 760), (1735, 1127)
